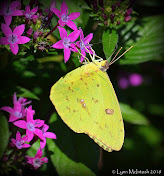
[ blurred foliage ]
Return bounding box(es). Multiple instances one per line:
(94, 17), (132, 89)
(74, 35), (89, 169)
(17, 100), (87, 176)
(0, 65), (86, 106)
(0, 114), (9, 158)
(0, 0), (164, 175)
(120, 15), (164, 64)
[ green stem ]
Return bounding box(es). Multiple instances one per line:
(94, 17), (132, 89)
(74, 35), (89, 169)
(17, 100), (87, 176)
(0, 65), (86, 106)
(44, 23), (59, 38)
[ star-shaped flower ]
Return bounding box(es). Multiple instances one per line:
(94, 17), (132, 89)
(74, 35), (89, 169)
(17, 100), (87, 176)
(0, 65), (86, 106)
(11, 131), (31, 149)
(26, 148), (48, 169)
(51, 1), (80, 30)
(52, 27), (80, 62)
(0, 23), (31, 55)
(13, 106), (44, 142)
(40, 124), (56, 149)
(23, 5), (38, 20)
(0, 93), (31, 122)
(0, 1), (23, 26)
(75, 28), (93, 62)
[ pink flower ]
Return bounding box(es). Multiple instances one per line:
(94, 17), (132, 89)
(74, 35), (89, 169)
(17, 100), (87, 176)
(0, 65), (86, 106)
(51, 1), (80, 30)
(0, 93), (31, 122)
(23, 5), (38, 20)
(52, 27), (80, 62)
(0, 1), (23, 26)
(26, 148), (48, 169)
(75, 28), (93, 62)
(40, 124), (56, 149)
(129, 73), (143, 87)
(0, 23), (30, 55)
(11, 131), (31, 149)
(13, 106), (44, 142)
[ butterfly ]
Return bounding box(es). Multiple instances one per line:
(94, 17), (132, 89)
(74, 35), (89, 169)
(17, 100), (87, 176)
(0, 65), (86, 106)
(50, 46), (132, 152)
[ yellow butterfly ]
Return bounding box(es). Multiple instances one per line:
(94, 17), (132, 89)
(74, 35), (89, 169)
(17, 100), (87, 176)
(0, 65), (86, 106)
(50, 46), (132, 152)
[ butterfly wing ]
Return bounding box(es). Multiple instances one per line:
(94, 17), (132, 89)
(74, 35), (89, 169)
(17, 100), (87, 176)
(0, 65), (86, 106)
(50, 62), (124, 152)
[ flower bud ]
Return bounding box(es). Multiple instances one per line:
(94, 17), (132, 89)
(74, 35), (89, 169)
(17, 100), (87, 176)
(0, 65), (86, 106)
(33, 18), (37, 25)
(124, 8), (132, 17)
(91, 0), (98, 11)
(124, 16), (131, 22)
(112, 4), (116, 12)
(110, 14), (115, 23)
(110, 14), (115, 19)
(39, 31), (44, 37)
(27, 27), (33, 37)
(102, 13), (107, 20)
(117, 20), (121, 25)
(116, 1), (120, 7)
(33, 30), (40, 42)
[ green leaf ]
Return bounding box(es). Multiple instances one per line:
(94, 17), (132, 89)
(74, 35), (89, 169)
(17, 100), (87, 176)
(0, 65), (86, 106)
(0, 114), (9, 158)
(47, 113), (98, 176)
(26, 140), (40, 157)
(120, 15), (164, 64)
(16, 86), (39, 100)
(120, 103), (149, 125)
(25, 55), (35, 61)
(102, 29), (118, 60)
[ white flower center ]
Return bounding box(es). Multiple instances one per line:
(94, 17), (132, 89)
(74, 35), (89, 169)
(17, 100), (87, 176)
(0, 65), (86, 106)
(8, 34), (18, 44)
(4, 6), (12, 15)
(16, 141), (23, 149)
(27, 122), (35, 131)
(63, 38), (71, 48)
(61, 13), (69, 22)
(33, 158), (42, 168)
(25, 12), (34, 19)
(13, 111), (22, 118)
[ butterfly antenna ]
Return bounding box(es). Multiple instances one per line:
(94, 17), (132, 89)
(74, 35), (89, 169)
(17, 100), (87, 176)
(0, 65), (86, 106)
(108, 47), (122, 64)
(109, 46), (133, 66)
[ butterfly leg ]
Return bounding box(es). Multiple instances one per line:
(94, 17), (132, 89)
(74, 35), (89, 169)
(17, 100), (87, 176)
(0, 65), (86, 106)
(84, 41), (104, 62)
(75, 44), (90, 63)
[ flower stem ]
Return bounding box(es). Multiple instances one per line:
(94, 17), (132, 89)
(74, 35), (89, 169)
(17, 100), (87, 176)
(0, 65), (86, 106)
(44, 23), (59, 38)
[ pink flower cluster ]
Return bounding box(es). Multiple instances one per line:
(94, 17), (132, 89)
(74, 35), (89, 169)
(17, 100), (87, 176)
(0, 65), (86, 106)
(51, 1), (93, 62)
(0, 93), (56, 169)
(0, 0), (94, 62)
(0, 1), (31, 55)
